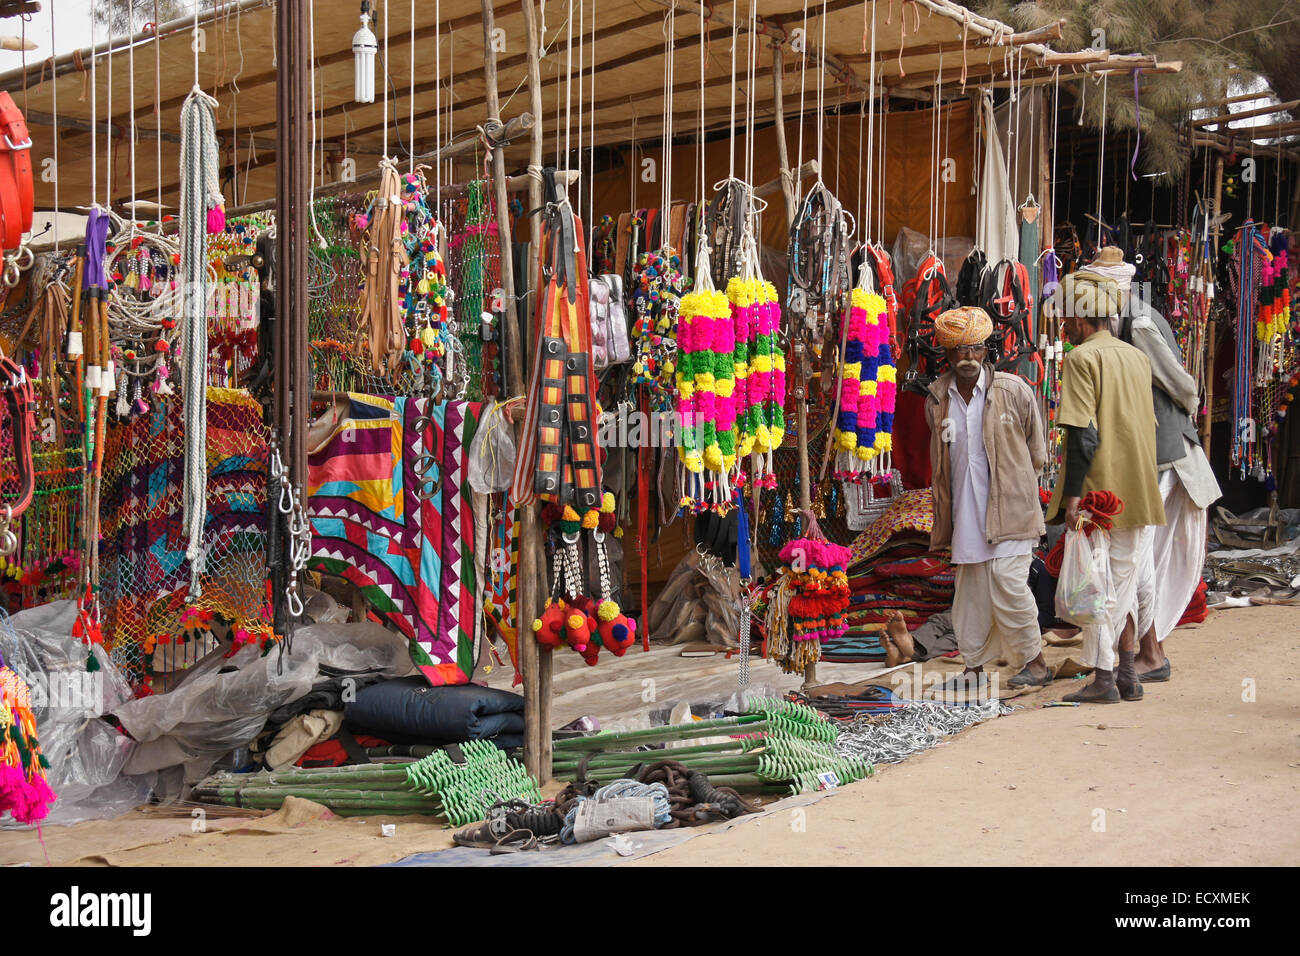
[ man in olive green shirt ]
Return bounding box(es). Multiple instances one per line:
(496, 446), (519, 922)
(1048, 272), (1165, 704)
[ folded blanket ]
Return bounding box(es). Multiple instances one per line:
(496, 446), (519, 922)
(345, 677), (525, 743)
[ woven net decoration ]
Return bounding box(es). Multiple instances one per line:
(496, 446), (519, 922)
(97, 388), (270, 689)
(0, 366), (83, 612)
(441, 178), (502, 403)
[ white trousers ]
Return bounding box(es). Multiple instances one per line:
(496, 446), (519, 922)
(952, 552), (1041, 670)
(1082, 526), (1143, 672)
(1132, 469), (1207, 643)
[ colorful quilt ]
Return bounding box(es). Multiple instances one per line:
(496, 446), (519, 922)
(308, 394), (482, 686)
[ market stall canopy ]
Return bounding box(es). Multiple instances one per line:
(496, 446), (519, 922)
(0, 0), (1181, 216)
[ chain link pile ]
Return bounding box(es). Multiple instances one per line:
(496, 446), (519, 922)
(833, 699), (1013, 765)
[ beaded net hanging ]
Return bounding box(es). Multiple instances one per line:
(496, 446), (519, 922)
(441, 177), (503, 402)
(97, 388), (270, 690)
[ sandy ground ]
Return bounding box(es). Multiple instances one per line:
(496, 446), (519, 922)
(638, 604), (1300, 867)
(1, 603), (1296, 866)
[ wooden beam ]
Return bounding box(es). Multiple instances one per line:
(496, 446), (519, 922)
(107, 1), (523, 134)
(309, 18), (733, 144)
(841, 20), (1065, 65)
(0, 0), (275, 92)
(1191, 99), (1300, 129)
(148, 113), (535, 224)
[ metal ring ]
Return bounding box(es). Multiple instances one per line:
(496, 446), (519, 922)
(286, 587), (305, 619)
(2, 258), (19, 289)
(0, 529), (17, 556)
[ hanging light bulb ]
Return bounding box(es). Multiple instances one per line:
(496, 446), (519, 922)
(353, 0), (378, 104)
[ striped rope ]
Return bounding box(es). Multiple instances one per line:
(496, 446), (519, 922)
(179, 88), (221, 595)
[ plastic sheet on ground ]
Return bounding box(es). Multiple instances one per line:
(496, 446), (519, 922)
(115, 620), (417, 786)
(0, 601), (155, 827)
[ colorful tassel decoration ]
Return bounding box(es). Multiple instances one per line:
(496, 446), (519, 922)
(1, 664), (57, 825)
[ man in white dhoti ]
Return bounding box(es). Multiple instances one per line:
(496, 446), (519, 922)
(925, 306), (1051, 693)
(1077, 254), (1222, 683)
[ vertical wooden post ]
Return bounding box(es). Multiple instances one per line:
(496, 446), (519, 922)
(519, 0), (553, 784)
(771, 40), (816, 687)
(1201, 153), (1224, 454)
(770, 45), (798, 226)
(481, 0), (544, 784)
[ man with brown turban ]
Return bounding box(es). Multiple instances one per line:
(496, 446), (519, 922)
(1047, 269), (1165, 704)
(925, 306), (1051, 696)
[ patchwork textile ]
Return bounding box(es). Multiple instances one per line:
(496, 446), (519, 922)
(848, 489), (936, 565)
(308, 394), (482, 686)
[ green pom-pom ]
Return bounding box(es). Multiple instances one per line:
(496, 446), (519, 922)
(87, 651), (101, 672)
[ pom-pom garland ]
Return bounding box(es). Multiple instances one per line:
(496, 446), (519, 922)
(1, 665), (57, 825)
(831, 287), (896, 481)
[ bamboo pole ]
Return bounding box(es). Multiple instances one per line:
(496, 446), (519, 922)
(482, 0), (544, 789)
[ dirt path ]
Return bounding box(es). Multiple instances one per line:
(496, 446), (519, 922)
(638, 604), (1300, 866)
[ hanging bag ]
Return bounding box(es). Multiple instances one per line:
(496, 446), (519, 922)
(588, 273), (630, 368)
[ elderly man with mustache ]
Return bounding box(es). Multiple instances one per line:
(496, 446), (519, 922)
(924, 306), (1051, 695)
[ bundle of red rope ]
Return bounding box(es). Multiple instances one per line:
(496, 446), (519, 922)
(1044, 490), (1125, 577)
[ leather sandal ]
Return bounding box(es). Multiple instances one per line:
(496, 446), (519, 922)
(490, 828), (539, 854)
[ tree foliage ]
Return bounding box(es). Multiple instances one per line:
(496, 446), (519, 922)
(973, 0), (1300, 178)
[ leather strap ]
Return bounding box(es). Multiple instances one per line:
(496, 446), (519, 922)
(0, 92), (34, 252)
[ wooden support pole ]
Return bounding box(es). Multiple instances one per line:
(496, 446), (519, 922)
(1202, 153), (1224, 453)
(481, 0), (543, 787)
(769, 44), (816, 688)
(768, 45), (798, 226)
(524, 0), (554, 787)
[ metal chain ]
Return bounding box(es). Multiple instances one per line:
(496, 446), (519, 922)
(833, 700), (1012, 765)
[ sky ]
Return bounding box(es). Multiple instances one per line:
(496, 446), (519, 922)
(2, 0), (100, 66)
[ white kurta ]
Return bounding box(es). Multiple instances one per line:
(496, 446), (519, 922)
(948, 370), (1038, 669)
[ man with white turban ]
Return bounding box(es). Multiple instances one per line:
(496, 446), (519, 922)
(925, 306), (1051, 695)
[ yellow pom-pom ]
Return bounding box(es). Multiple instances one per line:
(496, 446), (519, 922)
(601, 491), (616, 514)
(581, 509), (599, 529)
(561, 505), (581, 523)
(567, 613), (585, 630)
(597, 599), (620, 623)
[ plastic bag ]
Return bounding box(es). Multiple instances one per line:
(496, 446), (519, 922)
(467, 401), (517, 494)
(0, 601), (157, 827)
(1054, 528), (1113, 626)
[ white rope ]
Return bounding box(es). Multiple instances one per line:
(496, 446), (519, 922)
(408, 0), (415, 173)
(90, 5), (97, 208)
(728, 0), (737, 180)
(106, 20), (113, 207)
(50, 2), (58, 249)
(1097, 73), (1107, 232)
(180, 86), (220, 596)
(864, 0), (875, 242)
(127, 4), (137, 231)
(590, 0), (597, 230)
(435, 0), (440, 202)
(697, 0), (704, 204)
(382, 0), (389, 160)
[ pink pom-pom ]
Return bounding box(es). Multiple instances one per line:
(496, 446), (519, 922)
(207, 204), (226, 235)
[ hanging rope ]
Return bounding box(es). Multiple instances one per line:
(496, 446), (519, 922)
(179, 87), (222, 596)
